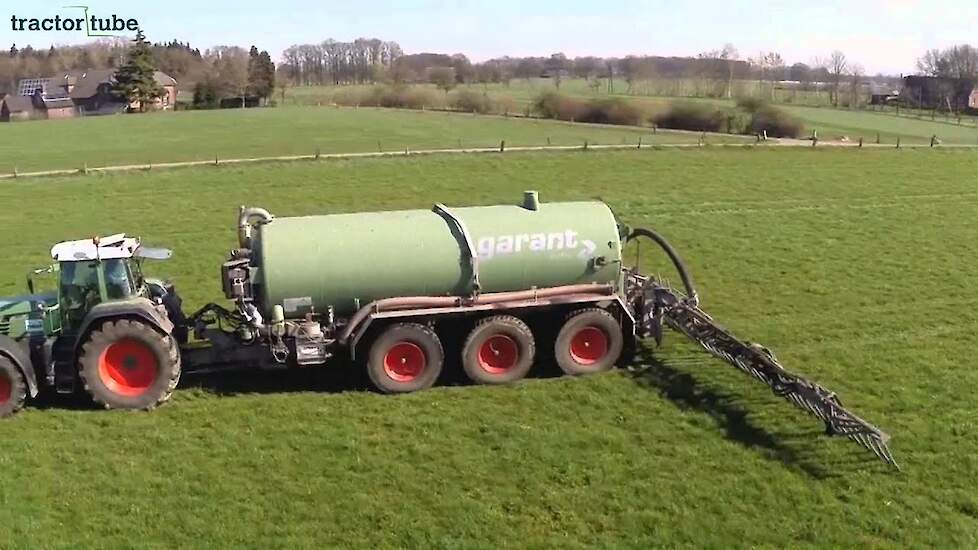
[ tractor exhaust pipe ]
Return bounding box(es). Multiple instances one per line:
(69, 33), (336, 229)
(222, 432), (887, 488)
(237, 206), (274, 249)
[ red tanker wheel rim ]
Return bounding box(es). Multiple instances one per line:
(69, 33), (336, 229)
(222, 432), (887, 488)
(477, 334), (519, 374)
(0, 373), (10, 405)
(383, 342), (426, 382)
(569, 326), (608, 366)
(98, 339), (159, 397)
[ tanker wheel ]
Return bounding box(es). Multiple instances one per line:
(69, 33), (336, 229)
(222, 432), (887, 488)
(461, 315), (535, 385)
(367, 323), (444, 394)
(554, 308), (623, 376)
(78, 319), (182, 410)
(0, 356), (28, 417)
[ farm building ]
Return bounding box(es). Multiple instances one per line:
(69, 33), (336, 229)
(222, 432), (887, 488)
(0, 95), (38, 121)
(2, 69), (177, 121)
(902, 75), (977, 112)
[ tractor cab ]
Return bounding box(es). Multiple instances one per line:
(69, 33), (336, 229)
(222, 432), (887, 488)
(43, 235), (173, 333)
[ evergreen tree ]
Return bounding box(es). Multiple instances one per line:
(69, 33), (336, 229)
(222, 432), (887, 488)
(112, 29), (164, 112)
(246, 46), (276, 101)
(259, 50), (276, 99)
(8, 44), (17, 57)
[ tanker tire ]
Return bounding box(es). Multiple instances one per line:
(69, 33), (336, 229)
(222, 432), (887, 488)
(367, 323), (444, 394)
(78, 319), (181, 410)
(461, 315), (535, 385)
(554, 308), (623, 376)
(0, 356), (28, 418)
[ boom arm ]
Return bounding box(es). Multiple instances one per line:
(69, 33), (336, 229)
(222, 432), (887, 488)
(626, 228), (898, 469)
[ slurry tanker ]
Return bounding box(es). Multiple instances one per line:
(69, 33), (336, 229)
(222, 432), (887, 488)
(0, 192), (897, 467)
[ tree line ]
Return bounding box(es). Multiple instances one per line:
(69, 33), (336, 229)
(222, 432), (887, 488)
(280, 38), (404, 85)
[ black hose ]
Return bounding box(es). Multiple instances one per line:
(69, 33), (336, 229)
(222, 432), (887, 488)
(627, 228), (698, 303)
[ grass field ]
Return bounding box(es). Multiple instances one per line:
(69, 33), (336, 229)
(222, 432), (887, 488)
(284, 80), (978, 146)
(0, 106), (749, 174)
(782, 105), (978, 144)
(1, 148), (977, 547)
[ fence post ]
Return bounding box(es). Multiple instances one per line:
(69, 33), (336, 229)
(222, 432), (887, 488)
(378, 140), (382, 152)
(214, 155), (219, 166)
(12, 166), (17, 178)
(583, 140), (589, 151)
(931, 135), (937, 147)
(315, 147), (321, 159)
(637, 136), (642, 149)
(858, 137), (863, 148)
(896, 137), (901, 149)
(876, 132), (880, 144)
(547, 137), (551, 146)
(500, 140), (505, 152)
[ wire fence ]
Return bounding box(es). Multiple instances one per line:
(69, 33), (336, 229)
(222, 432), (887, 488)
(1, 138), (976, 181)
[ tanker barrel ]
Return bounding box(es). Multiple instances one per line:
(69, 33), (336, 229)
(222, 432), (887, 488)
(248, 194), (624, 319)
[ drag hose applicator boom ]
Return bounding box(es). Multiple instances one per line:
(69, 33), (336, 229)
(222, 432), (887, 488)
(624, 227), (897, 469)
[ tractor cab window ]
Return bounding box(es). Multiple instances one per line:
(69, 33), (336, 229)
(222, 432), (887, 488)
(104, 259), (136, 299)
(60, 261), (101, 315)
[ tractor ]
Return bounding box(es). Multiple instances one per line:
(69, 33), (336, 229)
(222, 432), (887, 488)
(0, 235), (181, 415)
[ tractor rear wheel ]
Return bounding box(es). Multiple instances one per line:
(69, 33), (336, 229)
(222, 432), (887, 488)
(78, 319), (181, 410)
(367, 323), (443, 394)
(0, 357), (27, 417)
(461, 315), (535, 384)
(554, 308), (623, 375)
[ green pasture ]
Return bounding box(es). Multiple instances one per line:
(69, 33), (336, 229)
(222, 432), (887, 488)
(1, 148), (976, 546)
(0, 106), (745, 174)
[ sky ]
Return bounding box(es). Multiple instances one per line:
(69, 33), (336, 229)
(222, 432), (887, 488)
(2, 0), (976, 75)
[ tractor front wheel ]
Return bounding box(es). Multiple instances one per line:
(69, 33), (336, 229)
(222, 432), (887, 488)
(78, 319), (181, 410)
(0, 357), (28, 417)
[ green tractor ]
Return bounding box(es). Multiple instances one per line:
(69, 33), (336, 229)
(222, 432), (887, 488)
(0, 235), (182, 416)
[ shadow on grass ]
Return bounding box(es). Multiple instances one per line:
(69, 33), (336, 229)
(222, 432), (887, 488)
(626, 346), (886, 478)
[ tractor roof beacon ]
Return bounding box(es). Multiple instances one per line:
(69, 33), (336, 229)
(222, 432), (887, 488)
(0, 194), (898, 470)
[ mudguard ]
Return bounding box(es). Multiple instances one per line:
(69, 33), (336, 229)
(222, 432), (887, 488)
(0, 334), (38, 397)
(75, 298), (175, 349)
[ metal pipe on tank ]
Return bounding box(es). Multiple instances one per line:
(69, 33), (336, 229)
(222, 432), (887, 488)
(237, 206), (274, 248)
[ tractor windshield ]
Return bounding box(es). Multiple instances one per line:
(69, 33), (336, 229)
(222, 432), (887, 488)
(104, 259), (136, 299)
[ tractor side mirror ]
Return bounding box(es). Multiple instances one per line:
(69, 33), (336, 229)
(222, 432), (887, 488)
(27, 265), (56, 295)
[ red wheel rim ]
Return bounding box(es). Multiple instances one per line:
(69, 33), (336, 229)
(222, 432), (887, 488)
(477, 334), (519, 374)
(383, 342), (426, 382)
(98, 339), (159, 397)
(0, 373), (11, 405)
(569, 326), (608, 365)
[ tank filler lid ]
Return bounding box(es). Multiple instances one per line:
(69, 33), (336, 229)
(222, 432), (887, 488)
(51, 234), (150, 262)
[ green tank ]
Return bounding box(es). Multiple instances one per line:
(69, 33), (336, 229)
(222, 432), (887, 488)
(247, 194), (624, 318)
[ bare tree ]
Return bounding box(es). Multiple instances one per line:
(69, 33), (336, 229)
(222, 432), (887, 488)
(428, 66), (456, 93)
(849, 63), (864, 107)
(820, 50), (848, 107)
(698, 44), (739, 98)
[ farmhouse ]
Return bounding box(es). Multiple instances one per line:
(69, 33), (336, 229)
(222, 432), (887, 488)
(1, 69), (177, 121)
